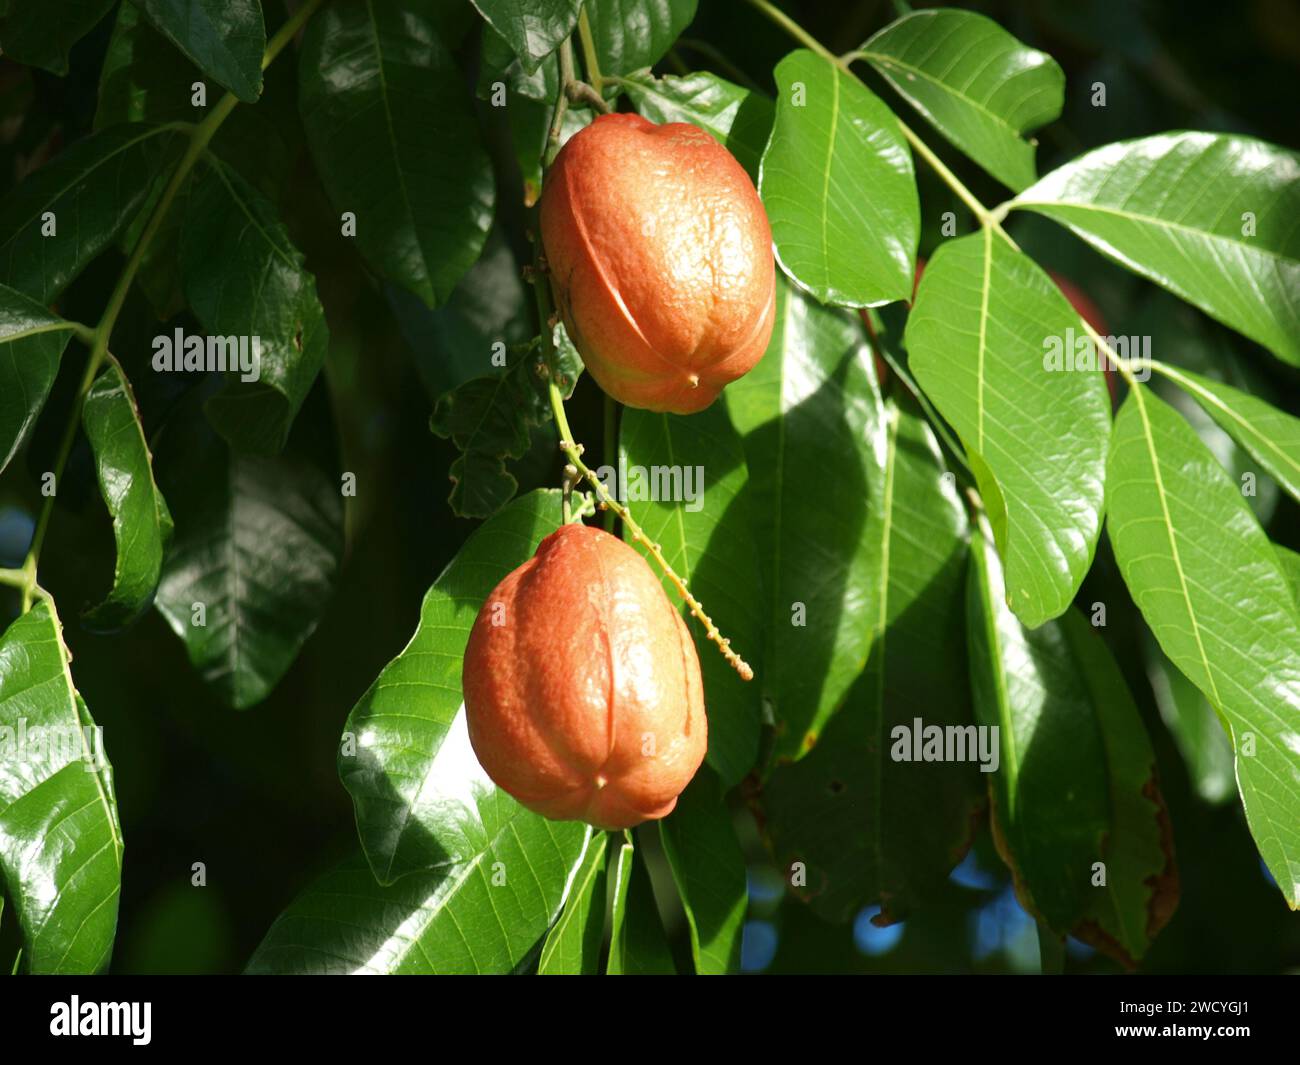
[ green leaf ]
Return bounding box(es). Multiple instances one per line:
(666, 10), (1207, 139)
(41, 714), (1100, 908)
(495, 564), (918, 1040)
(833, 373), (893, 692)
(968, 524), (1177, 958)
(1013, 133), (1300, 367)
(606, 834), (675, 974)
(430, 324), (581, 519)
(153, 392), (343, 710)
(80, 357), (173, 632)
(967, 522), (1104, 932)
(1278, 544), (1300, 605)
(858, 9), (1063, 191)
(95, 0), (198, 128)
(0, 0), (114, 75)
(182, 157), (327, 455)
(906, 228), (1110, 628)
(1145, 636), (1235, 805)
(132, 0), (265, 102)
(1106, 386), (1300, 908)
(300, 0), (493, 307)
(618, 403), (761, 785)
(658, 769), (745, 974)
(470, 0), (581, 74)
(759, 48), (918, 307)
(477, 26), (558, 103)
(0, 284), (75, 475)
(0, 599), (123, 973)
(762, 398), (981, 922)
(246, 824), (593, 974)
(1060, 611), (1178, 967)
(725, 277), (884, 761)
(1153, 363), (1300, 506)
(586, 0), (698, 80)
(338, 489), (564, 883)
(538, 829), (608, 974)
(620, 70), (773, 180)
(396, 231), (533, 397)
(0, 122), (182, 303)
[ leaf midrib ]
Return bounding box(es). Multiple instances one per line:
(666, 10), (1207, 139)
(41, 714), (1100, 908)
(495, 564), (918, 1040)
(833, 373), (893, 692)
(1128, 386), (1221, 707)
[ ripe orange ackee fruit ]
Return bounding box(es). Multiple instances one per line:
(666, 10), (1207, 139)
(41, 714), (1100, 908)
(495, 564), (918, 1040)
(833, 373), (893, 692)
(540, 113), (776, 415)
(462, 523), (707, 830)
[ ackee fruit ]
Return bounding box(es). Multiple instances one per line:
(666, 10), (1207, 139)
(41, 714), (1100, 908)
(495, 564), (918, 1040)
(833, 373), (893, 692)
(540, 112), (776, 415)
(462, 523), (707, 830)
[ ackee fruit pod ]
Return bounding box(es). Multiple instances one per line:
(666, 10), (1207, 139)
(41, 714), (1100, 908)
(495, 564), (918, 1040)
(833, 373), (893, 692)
(462, 523), (707, 830)
(540, 112), (776, 415)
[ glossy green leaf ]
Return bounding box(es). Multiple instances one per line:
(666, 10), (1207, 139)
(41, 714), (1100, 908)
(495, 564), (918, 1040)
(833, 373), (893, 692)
(0, 0), (114, 75)
(338, 489), (565, 883)
(133, 0), (264, 102)
(476, 26), (558, 102)
(95, 1), (199, 128)
(1145, 636), (1235, 805)
(1153, 362), (1300, 506)
(80, 357), (173, 632)
(725, 277), (884, 761)
(906, 228), (1110, 628)
(538, 831), (608, 977)
(586, 0), (698, 80)
(1061, 611), (1178, 967)
(0, 122), (181, 303)
(658, 769), (745, 974)
(0, 599), (123, 973)
(618, 403), (761, 785)
(969, 525), (1176, 957)
(1014, 133), (1300, 367)
(98, 2), (297, 182)
(538, 829), (608, 974)
(92, 5), (197, 318)
(620, 70), (773, 180)
(182, 157), (327, 455)
(858, 9), (1063, 191)
(1278, 544), (1300, 604)
(759, 48), (918, 307)
(1106, 386), (1300, 908)
(470, 0), (581, 74)
(1133, 292), (1281, 525)
(299, 0), (492, 307)
(763, 398), (981, 922)
(606, 834), (675, 974)
(395, 232), (532, 398)
(247, 823), (592, 974)
(153, 393), (343, 710)
(968, 522), (1105, 931)
(0, 284), (75, 475)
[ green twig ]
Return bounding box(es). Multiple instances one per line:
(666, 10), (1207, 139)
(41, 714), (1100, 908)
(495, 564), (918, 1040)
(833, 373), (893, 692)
(566, 80), (612, 114)
(546, 374), (754, 681)
(577, 6), (604, 95)
(603, 394), (618, 533)
(545, 40), (576, 168)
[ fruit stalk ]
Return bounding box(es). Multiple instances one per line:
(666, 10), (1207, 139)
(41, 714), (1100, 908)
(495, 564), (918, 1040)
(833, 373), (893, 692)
(542, 371), (754, 683)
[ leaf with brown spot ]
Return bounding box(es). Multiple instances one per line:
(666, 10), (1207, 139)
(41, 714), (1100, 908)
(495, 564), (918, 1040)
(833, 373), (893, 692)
(969, 523), (1177, 964)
